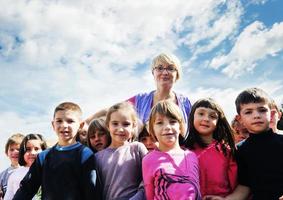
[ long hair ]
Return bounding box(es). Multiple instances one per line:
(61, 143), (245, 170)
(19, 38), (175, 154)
(185, 98), (236, 157)
(18, 133), (47, 166)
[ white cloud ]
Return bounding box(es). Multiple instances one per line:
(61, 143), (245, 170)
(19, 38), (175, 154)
(209, 21), (283, 77)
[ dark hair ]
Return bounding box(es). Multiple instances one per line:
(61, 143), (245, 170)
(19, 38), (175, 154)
(235, 87), (271, 114)
(185, 98), (236, 157)
(87, 118), (111, 152)
(138, 126), (150, 141)
(18, 133), (48, 166)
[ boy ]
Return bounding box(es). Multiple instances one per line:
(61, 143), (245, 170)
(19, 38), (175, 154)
(0, 133), (24, 199)
(13, 102), (102, 200)
(270, 99), (282, 133)
(205, 88), (283, 200)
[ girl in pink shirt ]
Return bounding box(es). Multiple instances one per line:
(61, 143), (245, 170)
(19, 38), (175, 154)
(142, 100), (201, 200)
(185, 98), (237, 198)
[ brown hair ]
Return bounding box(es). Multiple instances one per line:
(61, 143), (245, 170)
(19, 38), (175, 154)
(5, 133), (25, 154)
(53, 102), (82, 118)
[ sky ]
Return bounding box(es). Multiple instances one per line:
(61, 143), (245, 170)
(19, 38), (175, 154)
(0, 0), (283, 170)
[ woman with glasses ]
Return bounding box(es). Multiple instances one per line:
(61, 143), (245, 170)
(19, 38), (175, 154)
(128, 53), (192, 126)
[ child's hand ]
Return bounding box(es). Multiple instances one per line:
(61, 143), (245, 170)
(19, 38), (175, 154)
(203, 195), (225, 200)
(279, 195), (283, 200)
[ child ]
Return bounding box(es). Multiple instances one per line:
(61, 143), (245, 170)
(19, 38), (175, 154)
(4, 133), (47, 200)
(142, 100), (201, 200)
(185, 98), (237, 198)
(270, 99), (282, 133)
(0, 133), (24, 199)
(95, 102), (148, 200)
(87, 118), (111, 153)
(138, 125), (158, 151)
(206, 88), (283, 200)
(13, 102), (102, 200)
(75, 122), (89, 145)
(231, 116), (249, 144)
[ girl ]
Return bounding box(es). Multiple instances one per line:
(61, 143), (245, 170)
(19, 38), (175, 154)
(87, 117), (111, 153)
(142, 100), (201, 200)
(185, 98), (237, 197)
(95, 102), (148, 200)
(4, 133), (47, 200)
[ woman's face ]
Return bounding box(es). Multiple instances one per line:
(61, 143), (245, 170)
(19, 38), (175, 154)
(152, 62), (177, 90)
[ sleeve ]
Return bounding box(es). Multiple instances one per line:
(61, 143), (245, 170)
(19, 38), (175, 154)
(81, 152), (102, 200)
(142, 154), (155, 200)
(228, 154), (238, 191)
(127, 96), (136, 105)
(4, 172), (16, 200)
(235, 148), (250, 187)
(12, 159), (42, 200)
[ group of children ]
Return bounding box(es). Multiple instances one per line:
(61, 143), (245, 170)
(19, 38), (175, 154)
(0, 87), (283, 200)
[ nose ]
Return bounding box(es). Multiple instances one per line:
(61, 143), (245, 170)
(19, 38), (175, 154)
(30, 148), (37, 155)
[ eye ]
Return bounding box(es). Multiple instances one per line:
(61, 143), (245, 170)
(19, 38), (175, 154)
(169, 119), (178, 124)
(244, 110), (252, 115)
(167, 65), (176, 72)
(67, 119), (75, 123)
(155, 120), (163, 125)
(259, 107), (268, 113)
(210, 114), (218, 119)
(111, 121), (119, 126)
(122, 122), (131, 127)
(56, 119), (62, 123)
(156, 65), (164, 72)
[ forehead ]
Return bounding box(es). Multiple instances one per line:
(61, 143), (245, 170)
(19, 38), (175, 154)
(54, 110), (81, 120)
(9, 143), (20, 149)
(239, 102), (270, 112)
(26, 139), (42, 147)
(195, 107), (218, 114)
(110, 110), (134, 121)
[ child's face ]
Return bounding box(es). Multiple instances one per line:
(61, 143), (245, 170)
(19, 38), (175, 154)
(238, 102), (271, 134)
(108, 110), (135, 147)
(7, 143), (20, 167)
(89, 130), (109, 151)
(52, 110), (83, 146)
(24, 139), (43, 167)
(139, 136), (157, 151)
(153, 113), (180, 150)
(193, 107), (218, 141)
(270, 108), (282, 132)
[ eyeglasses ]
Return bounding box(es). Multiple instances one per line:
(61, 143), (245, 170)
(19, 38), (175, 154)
(154, 65), (176, 73)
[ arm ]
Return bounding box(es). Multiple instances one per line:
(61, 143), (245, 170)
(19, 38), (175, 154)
(13, 160), (42, 200)
(81, 150), (102, 200)
(203, 185), (250, 200)
(85, 108), (108, 125)
(142, 158), (154, 200)
(228, 154), (238, 191)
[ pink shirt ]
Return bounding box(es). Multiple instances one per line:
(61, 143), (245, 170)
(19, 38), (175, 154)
(192, 141), (237, 197)
(142, 149), (201, 200)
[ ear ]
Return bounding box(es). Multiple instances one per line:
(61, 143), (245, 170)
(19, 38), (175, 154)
(51, 121), (55, 131)
(236, 114), (243, 125)
(79, 121), (85, 129)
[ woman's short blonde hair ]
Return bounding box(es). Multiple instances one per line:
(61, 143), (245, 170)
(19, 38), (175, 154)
(151, 53), (182, 81)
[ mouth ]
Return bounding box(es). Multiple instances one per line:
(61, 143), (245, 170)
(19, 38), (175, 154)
(251, 121), (263, 125)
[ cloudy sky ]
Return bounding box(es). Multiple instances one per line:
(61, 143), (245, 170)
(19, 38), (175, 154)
(0, 0), (283, 169)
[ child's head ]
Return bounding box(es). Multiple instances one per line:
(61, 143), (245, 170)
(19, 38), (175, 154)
(231, 116), (249, 143)
(18, 133), (47, 167)
(148, 100), (185, 150)
(106, 102), (138, 147)
(235, 88), (272, 134)
(138, 126), (158, 151)
(52, 102), (84, 146)
(87, 118), (111, 152)
(5, 133), (25, 167)
(75, 122), (89, 145)
(151, 53), (182, 81)
(269, 99), (282, 133)
(186, 98), (235, 155)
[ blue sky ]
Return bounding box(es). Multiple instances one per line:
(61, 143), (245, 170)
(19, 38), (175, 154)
(0, 0), (283, 169)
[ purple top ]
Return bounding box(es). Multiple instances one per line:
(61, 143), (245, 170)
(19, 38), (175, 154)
(128, 90), (191, 124)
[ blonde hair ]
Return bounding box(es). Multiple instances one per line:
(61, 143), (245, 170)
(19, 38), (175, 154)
(151, 53), (182, 81)
(148, 100), (185, 141)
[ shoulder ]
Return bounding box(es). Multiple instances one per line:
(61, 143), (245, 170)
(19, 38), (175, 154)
(38, 148), (52, 166)
(131, 141), (148, 155)
(80, 145), (94, 163)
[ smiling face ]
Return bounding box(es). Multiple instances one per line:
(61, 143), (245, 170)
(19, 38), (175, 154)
(152, 62), (177, 91)
(52, 110), (83, 146)
(193, 107), (218, 143)
(7, 143), (20, 167)
(152, 113), (181, 151)
(237, 102), (271, 134)
(24, 139), (43, 167)
(108, 110), (136, 148)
